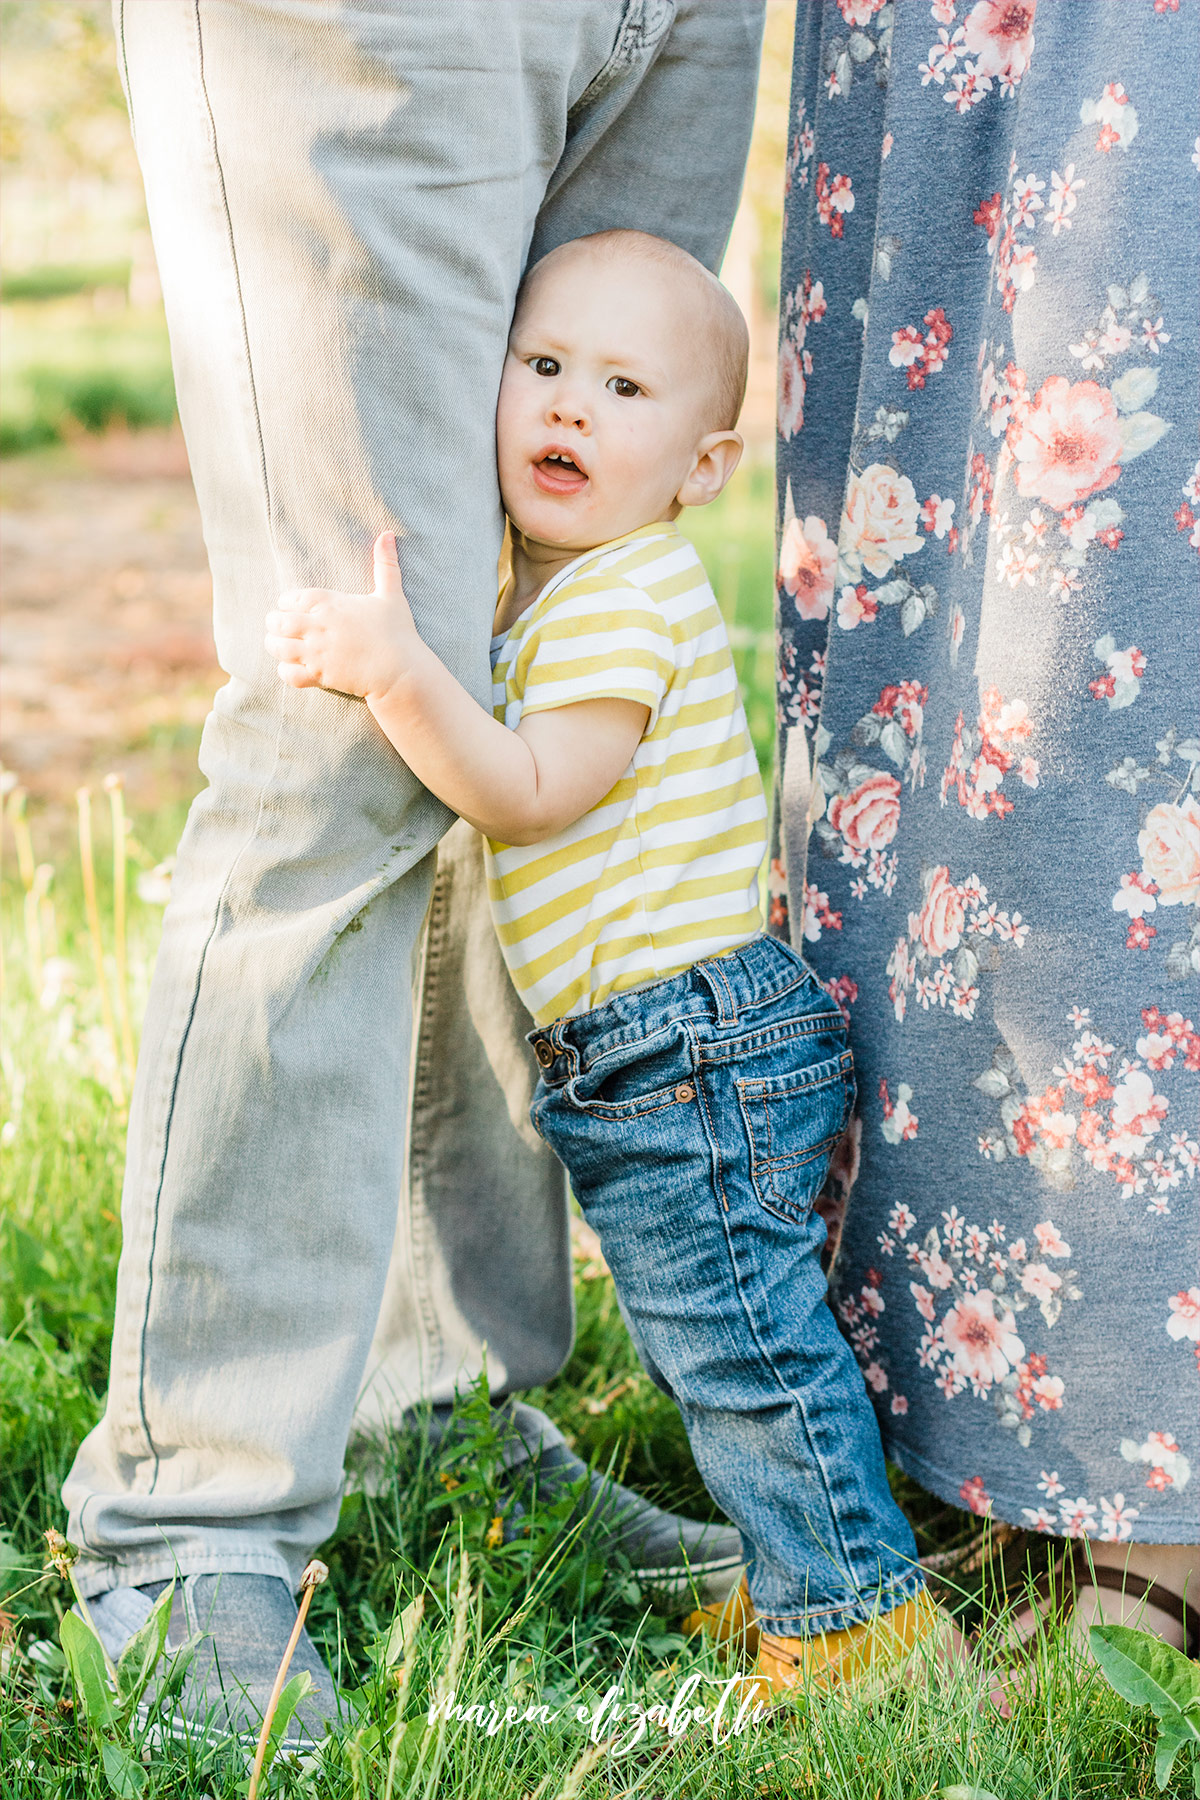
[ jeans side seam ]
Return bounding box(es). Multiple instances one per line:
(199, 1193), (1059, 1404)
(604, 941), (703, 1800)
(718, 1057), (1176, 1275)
(694, 1063), (861, 1582)
(193, 0), (274, 538)
(404, 856), (450, 1385)
(134, 1), (289, 1493)
(114, 0), (136, 146)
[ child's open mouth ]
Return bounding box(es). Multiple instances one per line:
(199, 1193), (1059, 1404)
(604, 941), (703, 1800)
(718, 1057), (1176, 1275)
(532, 450), (588, 495)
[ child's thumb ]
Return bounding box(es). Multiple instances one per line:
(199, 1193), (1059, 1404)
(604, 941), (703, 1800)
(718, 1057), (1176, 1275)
(372, 530), (404, 596)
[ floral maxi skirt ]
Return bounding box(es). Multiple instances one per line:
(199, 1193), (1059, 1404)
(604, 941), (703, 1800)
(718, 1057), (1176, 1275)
(773, 0), (1199, 1542)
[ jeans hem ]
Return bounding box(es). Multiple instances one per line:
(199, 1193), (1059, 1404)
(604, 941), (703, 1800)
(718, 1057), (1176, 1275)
(754, 1565), (926, 1639)
(73, 1548), (295, 1600)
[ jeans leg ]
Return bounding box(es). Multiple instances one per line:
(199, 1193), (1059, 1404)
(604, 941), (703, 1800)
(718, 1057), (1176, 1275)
(536, 1018), (923, 1637)
(66, 0), (643, 1596)
(353, 821), (572, 1436)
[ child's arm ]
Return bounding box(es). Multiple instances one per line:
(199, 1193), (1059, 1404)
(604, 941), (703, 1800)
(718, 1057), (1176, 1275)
(264, 532), (649, 846)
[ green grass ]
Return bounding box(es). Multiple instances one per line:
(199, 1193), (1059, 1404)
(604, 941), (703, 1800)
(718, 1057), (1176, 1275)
(680, 459), (778, 774)
(0, 782), (1190, 1797)
(0, 264), (133, 305)
(0, 299), (176, 454)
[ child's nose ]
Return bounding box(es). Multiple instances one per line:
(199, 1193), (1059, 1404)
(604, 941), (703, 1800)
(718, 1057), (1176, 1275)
(546, 392), (590, 433)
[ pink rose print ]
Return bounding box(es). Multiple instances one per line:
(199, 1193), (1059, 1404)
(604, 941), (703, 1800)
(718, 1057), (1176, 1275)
(1138, 797), (1200, 907)
(778, 514), (837, 621)
(829, 770), (902, 854)
(960, 0), (1037, 86)
(838, 463), (925, 580)
(1007, 375), (1123, 510)
(837, 0), (886, 23)
(915, 865), (965, 956)
(941, 1291), (1025, 1388)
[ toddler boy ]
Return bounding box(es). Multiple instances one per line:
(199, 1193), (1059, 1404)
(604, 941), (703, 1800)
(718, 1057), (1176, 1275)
(265, 230), (933, 1695)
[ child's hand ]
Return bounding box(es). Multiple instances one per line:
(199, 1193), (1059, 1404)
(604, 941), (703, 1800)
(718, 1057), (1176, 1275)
(264, 531), (421, 701)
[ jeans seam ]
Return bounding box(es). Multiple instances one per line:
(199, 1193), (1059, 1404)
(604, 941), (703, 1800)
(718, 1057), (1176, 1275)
(114, 0), (136, 145)
(697, 1018), (847, 1066)
(694, 1036), (734, 1216)
(695, 1075), (860, 1581)
(405, 856), (450, 1382)
(131, 0), (288, 1496)
(193, 0), (274, 537)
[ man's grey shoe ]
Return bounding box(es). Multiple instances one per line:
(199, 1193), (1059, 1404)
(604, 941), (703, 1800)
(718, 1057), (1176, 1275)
(421, 1397), (745, 1608)
(85, 1572), (339, 1749)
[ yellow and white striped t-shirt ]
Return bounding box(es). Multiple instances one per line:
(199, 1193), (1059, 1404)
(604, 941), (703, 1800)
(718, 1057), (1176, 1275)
(485, 522), (767, 1025)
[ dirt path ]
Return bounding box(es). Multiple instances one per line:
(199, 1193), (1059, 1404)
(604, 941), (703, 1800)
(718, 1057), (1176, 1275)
(1, 427), (218, 836)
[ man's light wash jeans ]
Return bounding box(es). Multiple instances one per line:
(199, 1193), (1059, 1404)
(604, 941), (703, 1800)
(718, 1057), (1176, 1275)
(64, 0), (765, 1598)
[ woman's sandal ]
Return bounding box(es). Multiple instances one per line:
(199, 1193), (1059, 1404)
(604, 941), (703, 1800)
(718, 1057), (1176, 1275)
(998, 1539), (1200, 1662)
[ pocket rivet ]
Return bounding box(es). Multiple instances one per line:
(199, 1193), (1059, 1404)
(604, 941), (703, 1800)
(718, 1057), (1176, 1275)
(535, 1040), (555, 1068)
(675, 1083), (695, 1103)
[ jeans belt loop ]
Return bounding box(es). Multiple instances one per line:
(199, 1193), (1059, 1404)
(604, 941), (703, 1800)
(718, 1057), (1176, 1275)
(695, 956), (739, 1026)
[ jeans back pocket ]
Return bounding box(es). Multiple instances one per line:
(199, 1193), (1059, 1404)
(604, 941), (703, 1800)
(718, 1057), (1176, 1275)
(735, 1053), (854, 1224)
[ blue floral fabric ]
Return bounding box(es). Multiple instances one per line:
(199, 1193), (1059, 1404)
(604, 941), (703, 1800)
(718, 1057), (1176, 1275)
(774, 0), (1199, 1542)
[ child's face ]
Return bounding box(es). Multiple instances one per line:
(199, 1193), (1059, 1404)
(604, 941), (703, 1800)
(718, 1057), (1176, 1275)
(497, 250), (734, 552)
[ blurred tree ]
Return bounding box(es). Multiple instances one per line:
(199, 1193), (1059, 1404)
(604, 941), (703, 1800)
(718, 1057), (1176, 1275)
(744, 0), (795, 319)
(0, 2), (131, 182)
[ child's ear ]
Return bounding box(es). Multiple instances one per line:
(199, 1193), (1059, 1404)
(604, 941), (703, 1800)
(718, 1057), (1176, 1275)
(676, 431), (744, 510)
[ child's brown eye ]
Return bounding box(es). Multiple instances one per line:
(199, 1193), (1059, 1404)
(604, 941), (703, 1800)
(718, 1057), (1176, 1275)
(608, 377), (641, 398)
(531, 356), (560, 377)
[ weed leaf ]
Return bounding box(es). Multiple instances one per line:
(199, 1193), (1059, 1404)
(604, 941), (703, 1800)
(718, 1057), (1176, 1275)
(265, 1670), (314, 1766)
(1089, 1622), (1200, 1719)
(115, 1579), (173, 1715)
(100, 1739), (147, 1797)
(60, 1609), (118, 1729)
(1154, 1714), (1198, 1791)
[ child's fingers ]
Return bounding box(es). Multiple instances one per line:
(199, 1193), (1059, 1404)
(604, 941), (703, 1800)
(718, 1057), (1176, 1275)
(264, 609), (311, 637)
(264, 634), (307, 662)
(277, 660), (319, 688)
(372, 530), (404, 598)
(276, 587), (327, 613)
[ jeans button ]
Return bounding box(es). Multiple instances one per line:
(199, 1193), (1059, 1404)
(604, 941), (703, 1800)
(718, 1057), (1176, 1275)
(535, 1040), (555, 1068)
(675, 1083), (695, 1102)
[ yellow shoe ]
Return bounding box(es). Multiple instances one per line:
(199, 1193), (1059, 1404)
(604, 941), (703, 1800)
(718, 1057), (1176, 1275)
(682, 1574), (761, 1658)
(750, 1589), (944, 1702)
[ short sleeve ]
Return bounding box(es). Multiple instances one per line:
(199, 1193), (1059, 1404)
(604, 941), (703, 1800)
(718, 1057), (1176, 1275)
(511, 575), (675, 728)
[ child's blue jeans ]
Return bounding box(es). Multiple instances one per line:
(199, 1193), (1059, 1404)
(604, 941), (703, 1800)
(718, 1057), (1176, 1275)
(529, 934), (924, 1637)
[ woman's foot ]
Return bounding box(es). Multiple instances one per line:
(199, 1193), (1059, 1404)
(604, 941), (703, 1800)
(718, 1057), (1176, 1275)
(991, 1540), (1197, 1713)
